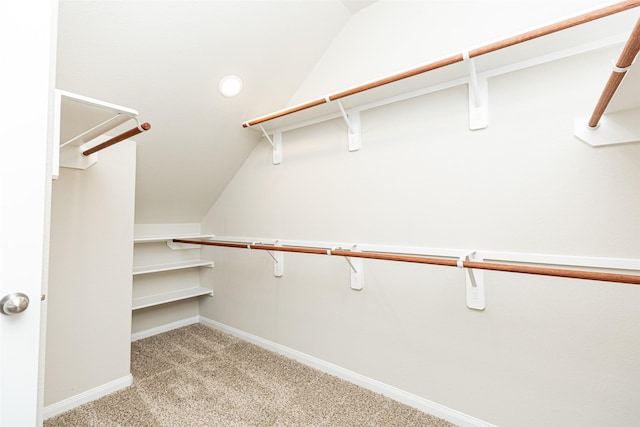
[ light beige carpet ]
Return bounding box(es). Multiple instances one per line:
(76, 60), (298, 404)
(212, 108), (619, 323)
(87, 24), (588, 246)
(45, 324), (455, 426)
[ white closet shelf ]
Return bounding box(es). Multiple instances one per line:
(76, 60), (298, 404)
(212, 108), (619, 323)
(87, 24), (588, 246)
(133, 234), (215, 244)
(133, 260), (214, 275)
(131, 287), (214, 310)
(54, 90), (148, 176)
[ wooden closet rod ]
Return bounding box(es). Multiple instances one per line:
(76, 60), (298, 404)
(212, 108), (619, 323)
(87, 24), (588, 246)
(82, 122), (151, 156)
(242, 0), (640, 128)
(173, 239), (640, 286)
(588, 16), (640, 127)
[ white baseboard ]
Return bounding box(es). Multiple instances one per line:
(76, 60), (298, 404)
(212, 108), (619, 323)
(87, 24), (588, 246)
(44, 316), (199, 420)
(131, 315), (200, 341)
(43, 374), (133, 420)
(199, 316), (494, 427)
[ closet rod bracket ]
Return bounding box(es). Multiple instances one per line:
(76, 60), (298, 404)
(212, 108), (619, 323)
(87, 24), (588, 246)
(270, 241), (284, 277)
(335, 100), (362, 152)
(463, 52), (488, 130)
(574, 107), (640, 147)
(459, 251), (485, 310)
(258, 126), (282, 165)
(343, 245), (363, 290)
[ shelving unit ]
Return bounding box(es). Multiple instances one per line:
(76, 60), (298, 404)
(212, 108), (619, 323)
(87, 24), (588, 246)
(132, 233), (214, 312)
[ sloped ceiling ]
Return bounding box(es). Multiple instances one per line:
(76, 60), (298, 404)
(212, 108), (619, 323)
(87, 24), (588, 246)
(56, 0), (356, 224)
(56, 1), (638, 225)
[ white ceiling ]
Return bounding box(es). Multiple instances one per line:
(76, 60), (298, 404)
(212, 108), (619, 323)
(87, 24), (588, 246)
(57, 0), (361, 223)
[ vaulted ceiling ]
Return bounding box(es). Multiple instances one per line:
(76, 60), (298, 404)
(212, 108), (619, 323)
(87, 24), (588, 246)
(56, 1), (376, 223)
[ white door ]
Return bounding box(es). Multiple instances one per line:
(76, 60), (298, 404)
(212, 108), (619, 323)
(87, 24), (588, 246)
(0, 1), (57, 426)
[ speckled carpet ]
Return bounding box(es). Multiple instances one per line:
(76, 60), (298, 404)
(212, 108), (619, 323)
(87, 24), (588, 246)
(45, 323), (455, 426)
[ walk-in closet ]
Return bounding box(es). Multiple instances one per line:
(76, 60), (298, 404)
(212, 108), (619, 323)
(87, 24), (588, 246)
(2, 1), (639, 426)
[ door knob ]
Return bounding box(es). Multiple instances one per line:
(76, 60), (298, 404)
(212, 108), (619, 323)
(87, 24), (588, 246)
(0, 293), (29, 315)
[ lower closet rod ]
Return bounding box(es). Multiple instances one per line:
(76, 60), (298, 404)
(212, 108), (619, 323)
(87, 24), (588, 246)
(173, 239), (640, 286)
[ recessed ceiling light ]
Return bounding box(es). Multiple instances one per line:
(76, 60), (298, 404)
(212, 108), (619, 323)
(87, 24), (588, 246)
(218, 75), (243, 97)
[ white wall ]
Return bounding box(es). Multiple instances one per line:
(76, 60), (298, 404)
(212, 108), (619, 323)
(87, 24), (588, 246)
(289, 0), (611, 104)
(45, 140), (136, 406)
(199, 3), (640, 425)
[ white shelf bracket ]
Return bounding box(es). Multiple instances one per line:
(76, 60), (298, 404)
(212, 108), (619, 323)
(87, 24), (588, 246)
(574, 107), (640, 146)
(464, 52), (488, 130)
(259, 125), (282, 164)
(249, 241), (284, 277)
(344, 245), (363, 290)
(336, 100), (361, 151)
(269, 241), (284, 277)
(458, 251), (485, 311)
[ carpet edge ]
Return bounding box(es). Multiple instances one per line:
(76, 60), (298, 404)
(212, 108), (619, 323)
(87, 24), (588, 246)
(199, 316), (495, 427)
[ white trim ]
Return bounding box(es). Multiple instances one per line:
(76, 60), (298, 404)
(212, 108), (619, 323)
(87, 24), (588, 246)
(43, 374), (133, 420)
(131, 315), (200, 341)
(199, 316), (495, 427)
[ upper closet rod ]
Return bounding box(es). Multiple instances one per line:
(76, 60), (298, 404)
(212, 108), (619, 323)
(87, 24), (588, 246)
(588, 16), (640, 127)
(82, 122), (151, 156)
(242, 0), (640, 128)
(173, 239), (640, 286)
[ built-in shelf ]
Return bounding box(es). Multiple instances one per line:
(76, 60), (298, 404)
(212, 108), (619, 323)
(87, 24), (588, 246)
(132, 232), (215, 313)
(131, 287), (214, 311)
(133, 234), (215, 244)
(133, 260), (214, 275)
